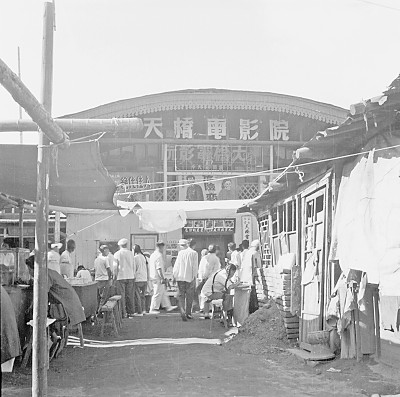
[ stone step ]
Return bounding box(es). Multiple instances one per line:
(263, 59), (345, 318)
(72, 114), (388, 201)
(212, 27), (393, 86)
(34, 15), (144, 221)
(283, 316), (300, 324)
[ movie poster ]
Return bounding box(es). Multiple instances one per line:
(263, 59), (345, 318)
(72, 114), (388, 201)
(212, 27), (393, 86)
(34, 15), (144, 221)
(178, 175), (238, 201)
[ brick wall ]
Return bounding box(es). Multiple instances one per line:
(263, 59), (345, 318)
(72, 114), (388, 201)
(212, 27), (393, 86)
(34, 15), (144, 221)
(258, 266), (299, 341)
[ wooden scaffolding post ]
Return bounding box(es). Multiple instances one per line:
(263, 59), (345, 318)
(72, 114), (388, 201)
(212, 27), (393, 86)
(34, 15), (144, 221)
(373, 286), (381, 358)
(163, 143), (168, 201)
(353, 285), (362, 362)
(32, 2), (54, 396)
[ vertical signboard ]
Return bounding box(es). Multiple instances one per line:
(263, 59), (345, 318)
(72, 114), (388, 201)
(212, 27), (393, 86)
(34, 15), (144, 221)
(242, 215), (252, 242)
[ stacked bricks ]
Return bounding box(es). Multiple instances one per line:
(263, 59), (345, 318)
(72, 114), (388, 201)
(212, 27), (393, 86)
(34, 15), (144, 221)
(264, 266), (299, 341)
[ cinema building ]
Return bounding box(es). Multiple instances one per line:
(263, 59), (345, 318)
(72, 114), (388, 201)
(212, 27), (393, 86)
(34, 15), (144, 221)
(61, 89), (347, 265)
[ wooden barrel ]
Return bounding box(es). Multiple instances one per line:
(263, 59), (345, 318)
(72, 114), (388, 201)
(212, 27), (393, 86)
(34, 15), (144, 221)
(307, 330), (330, 345)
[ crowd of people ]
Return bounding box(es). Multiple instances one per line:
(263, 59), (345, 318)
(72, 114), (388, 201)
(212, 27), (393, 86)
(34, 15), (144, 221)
(87, 237), (262, 326)
(40, 236), (262, 327)
(2, 235), (263, 368)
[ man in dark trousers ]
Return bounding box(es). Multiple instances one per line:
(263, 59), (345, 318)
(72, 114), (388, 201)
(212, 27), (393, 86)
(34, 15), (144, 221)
(173, 239), (198, 321)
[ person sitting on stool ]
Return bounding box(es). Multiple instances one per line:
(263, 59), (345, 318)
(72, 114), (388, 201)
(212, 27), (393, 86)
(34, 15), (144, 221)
(200, 263), (239, 321)
(26, 254), (86, 327)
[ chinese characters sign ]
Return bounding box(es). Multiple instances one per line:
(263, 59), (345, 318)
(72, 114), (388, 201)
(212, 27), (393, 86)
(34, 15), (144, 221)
(269, 120), (289, 141)
(242, 215), (252, 242)
(166, 240), (179, 257)
(239, 119), (259, 140)
(110, 172), (152, 200)
(208, 119), (227, 140)
(140, 113), (291, 141)
(184, 219), (236, 234)
(144, 118), (163, 138)
(175, 145), (261, 172)
(174, 117), (193, 139)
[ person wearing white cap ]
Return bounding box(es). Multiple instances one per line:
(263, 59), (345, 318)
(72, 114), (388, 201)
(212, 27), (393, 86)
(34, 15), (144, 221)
(0, 241), (15, 270)
(113, 238), (136, 318)
(173, 239), (198, 321)
(94, 245), (112, 310)
(235, 239), (261, 326)
(149, 241), (177, 314)
(47, 242), (62, 274)
(240, 239), (261, 286)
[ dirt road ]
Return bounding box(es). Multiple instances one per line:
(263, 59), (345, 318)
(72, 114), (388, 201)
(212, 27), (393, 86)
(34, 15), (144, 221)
(2, 312), (400, 396)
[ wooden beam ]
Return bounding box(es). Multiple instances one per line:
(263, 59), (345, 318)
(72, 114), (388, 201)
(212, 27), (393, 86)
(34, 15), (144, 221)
(0, 118), (143, 135)
(0, 57), (69, 148)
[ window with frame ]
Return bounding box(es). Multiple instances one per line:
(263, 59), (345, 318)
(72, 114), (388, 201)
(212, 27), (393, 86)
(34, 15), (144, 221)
(270, 198), (297, 266)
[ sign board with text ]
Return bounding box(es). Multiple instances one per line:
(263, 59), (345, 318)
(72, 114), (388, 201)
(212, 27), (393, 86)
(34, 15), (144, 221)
(183, 219), (236, 235)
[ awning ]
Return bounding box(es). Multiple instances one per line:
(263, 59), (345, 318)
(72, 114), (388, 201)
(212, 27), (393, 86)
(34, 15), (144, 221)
(0, 141), (117, 210)
(54, 199), (253, 234)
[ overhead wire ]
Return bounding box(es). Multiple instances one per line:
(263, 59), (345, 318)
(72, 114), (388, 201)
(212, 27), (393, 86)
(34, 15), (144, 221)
(117, 141), (400, 196)
(67, 213), (117, 239)
(64, 141), (400, 238)
(358, 0), (400, 11)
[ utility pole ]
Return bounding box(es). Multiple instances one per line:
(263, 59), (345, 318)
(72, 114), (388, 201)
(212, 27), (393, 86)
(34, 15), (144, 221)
(0, 8), (143, 393)
(32, 2), (54, 395)
(18, 46), (23, 144)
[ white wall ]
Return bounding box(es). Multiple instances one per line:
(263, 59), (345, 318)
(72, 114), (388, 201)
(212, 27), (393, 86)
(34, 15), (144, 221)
(66, 211), (258, 268)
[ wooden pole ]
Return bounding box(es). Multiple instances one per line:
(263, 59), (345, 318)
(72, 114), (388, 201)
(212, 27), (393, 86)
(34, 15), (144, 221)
(54, 211), (60, 243)
(32, 145), (50, 396)
(0, 57), (69, 148)
(353, 287), (362, 362)
(18, 200), (24, 250)
(32, 2), (54, 395)
(373, 286), (381, 358)
(17, 199), (24, 279)
(17, 46), (23, 144)
(0, 118), (143, 134)
(163, 143), (168, 201)
(269, 146), (274, 182)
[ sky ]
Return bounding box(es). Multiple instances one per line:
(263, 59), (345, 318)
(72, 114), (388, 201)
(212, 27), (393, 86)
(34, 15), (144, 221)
(1, 0), (399, 144)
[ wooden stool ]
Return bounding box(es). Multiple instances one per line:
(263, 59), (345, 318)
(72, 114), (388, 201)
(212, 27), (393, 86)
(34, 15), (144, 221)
(100, 300), (118, 337)
(210, 299), (228, 330)
(108, 295), (122, 330)
(69, 322), (84, 348)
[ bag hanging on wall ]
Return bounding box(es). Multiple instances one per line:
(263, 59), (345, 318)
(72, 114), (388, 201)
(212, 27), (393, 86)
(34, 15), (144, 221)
(249, 285), (259, 314)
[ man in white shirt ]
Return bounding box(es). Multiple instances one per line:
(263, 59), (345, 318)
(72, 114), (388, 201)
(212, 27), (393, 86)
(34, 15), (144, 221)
(240, 239), (261, 286)
(230, 244), (242, 269)
(0, 241), (15, 269)
(197, 244), (221, 312)
(94, 245), (112, 310)
(201, 263), (239, 319)
(113, 238), (135, 318)
(60, 240), (76, 278)
(240, 239), (249, 264)
(47, 242), (62, 274)
(173, 239), (198, 321)
(236, 239), (261, 324)
(198, 245), (220, 281)
(149, 241), (177, 314)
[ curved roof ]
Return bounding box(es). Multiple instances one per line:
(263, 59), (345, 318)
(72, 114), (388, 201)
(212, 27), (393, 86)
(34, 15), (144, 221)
(62, 88), (348, 125)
